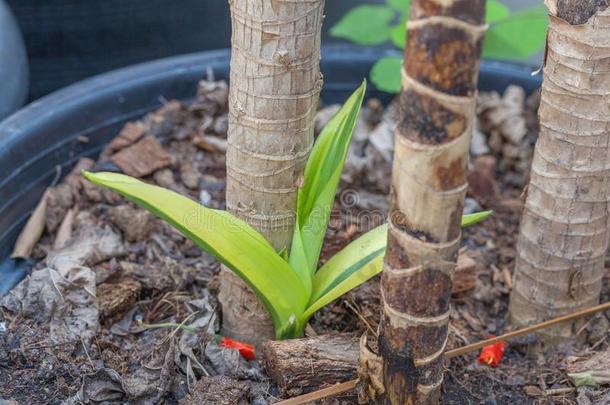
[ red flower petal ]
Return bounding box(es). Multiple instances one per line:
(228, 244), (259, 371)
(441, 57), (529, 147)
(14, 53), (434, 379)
(478, 340), (507, 367)
(219, 336), (256, 361)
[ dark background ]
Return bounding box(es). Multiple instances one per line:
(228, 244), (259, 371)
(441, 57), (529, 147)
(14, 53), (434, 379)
(7, 0), (385, 100)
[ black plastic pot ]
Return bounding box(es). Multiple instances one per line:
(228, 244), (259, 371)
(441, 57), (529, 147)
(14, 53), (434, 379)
(8, 0), (385, 100)
(0, 45), (542, 293)
(0, 0), (28, 120)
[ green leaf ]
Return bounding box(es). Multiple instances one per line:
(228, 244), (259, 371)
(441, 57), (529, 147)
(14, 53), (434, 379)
(278, 247), (289, 261)
(461, 210), (493, 228)
(381, 0), (511, 49)
(390, 13), (407, 48)
(371, 57), (402, 94)
(305, 225), (387, 320)
(303, 211), (492, 320)
(83, 171), (308, 339)
(330, 5), (395, 45)
(483, 6), (548, 60)
(386, 0), (409, 12)
(567, 372), (604, 388)
(290, 82), (367, 278)
(307, 253), (384, 322)
(486, 0), (510, 23)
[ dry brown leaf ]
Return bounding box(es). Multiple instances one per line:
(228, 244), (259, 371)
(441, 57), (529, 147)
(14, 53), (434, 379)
(193, 134), (227, 153)
(53, 208), (76, 250)
(111, 136), (173, 177)
(11, 189), (49, 259)
(105, 121), (146, 154)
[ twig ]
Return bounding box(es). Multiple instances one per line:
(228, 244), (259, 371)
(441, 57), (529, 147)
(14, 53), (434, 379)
(47, 270), (65, 300)
(141, 321), (198, 335)
(591, 334), (608, 350)
(544, 387), (575, 396)
(81, 338), (95, 368)
(23, 340), (78, 351)
(445, 301), (610, 358)
(345, 300), (376, 336)
(167, 312), (198, 341)
(449, 323), (469, 346)
(274, 380), (358, 405)
(275, 301), (610, 405)
(576, 315), (596, 337)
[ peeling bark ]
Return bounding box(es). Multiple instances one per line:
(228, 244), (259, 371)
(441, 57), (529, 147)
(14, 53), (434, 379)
(552, 0), (608, 24)
(362, 1), (486, 403)
(261, 334), (359, 397)
(509, 1), (610, 340)
(219, 0), (325, 344)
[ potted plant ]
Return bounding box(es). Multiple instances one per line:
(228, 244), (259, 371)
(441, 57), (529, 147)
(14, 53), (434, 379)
(1, 2), (565, 402)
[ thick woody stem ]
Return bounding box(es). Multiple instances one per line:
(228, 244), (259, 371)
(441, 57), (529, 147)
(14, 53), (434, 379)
(509, 0), (610, 340)
(219, 0), (325, 345)
(261, 334), (359, 396)
(370, 1), (486, 403)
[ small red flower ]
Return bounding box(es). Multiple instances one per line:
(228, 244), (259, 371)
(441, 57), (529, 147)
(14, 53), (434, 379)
(478, 340), (507, 367)
(217, 335), (256, 361)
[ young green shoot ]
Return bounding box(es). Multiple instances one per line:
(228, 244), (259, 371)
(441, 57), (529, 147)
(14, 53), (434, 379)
(84, 81), (492, 340)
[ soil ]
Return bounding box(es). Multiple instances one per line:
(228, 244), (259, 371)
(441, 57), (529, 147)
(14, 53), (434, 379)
(1, 80), (609, 405)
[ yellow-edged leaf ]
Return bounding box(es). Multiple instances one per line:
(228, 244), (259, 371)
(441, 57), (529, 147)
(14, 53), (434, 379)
(304, 225), (387, 319)
(461, 210), (493, 228)
(290, 82), (367, 279)
(303, 211), (493, 320)
(83, 171), (308, 337)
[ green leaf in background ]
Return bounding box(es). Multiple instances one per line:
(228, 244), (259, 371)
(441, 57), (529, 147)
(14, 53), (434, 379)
(290, 81), (367, 277)
(486, 0), (510, 23)
(371, 57), (402, 93)
(483, 6), (548, 60)
(388, 0), (504, 50)
(390, 12), (407, 48)
(82, 171), (309, 338)
(386, 0), (409, 12)
(330, 5), (395, 45)
(333, 0), (548, 93)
